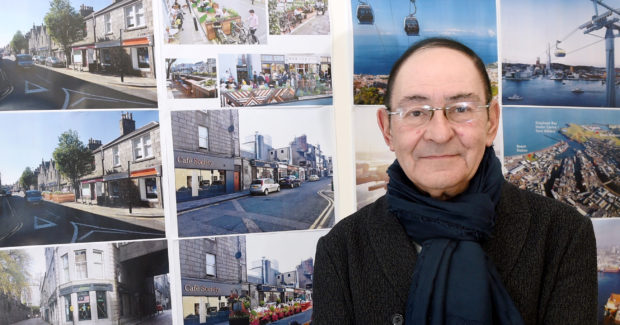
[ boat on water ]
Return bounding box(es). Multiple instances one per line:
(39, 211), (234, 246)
(572, 88), (584, 94)
(507, 94), (523, 100)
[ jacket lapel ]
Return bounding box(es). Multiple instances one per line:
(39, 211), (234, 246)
(365, 196), (418, 306)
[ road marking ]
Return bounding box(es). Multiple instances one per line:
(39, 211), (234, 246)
(232, 200), (245, 212)
(70, 221), (162, 243)
(24, 80), (48, 94)
(310, 190), (334, 229)
(34, 216), (58, 229)
(61, 88), (154, 109)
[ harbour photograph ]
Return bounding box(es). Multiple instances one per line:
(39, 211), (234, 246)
(503, 106), (620, 218)
(501, 0), (620, 107)
(351, 0), (498, 105)
(593, 218), (620, 324)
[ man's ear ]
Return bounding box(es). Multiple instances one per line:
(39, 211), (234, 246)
(377, 108), (395, 151)
(485, 98), (500, 147)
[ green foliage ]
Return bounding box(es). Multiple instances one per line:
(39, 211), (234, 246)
(0, 250), (31, 299)
(354, 87), (384, 105)
(259, 300), (265, 307)
(44, 0), (85, 64)
(10, 31), (28, 54)
(19, 167), (36, 191)
(227, 8), (239, 17)
(199, 14), (209, 24)
(52, 130), (94, 199)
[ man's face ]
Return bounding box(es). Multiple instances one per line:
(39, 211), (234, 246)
(377, 47), (499, 200)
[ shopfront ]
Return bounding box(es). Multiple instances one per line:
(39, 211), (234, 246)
(174, 151), (237, 202)
(80, 178), (104, 202)
(256, 285), (285, 304)
(131, 166), (163, 208)
(277, 164), (288, 180)
(252, 160), (278, 180)
(182, 278), (246, 324)
(58, 283), (114, 324)
(122, 36), (155, 78)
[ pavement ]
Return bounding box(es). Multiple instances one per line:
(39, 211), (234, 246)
(177, 190), (251, 212)
(44, 65), (158, 102)
(291, 10), (331, 35)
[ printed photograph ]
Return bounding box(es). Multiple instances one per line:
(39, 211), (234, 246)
(0, 240), (170, 325)
(593, 219), (620, 324)
(502, 0), (620, 107)
(219, 53), (332, 107)
(503, 106), (620, 218)
(351, 0), (497, 105)
(162, 0), (267, 45)
(0, 110), (165, 248)
(173, 109), (335, 237)
(180, 230), (325, 325)
(165, 58), (218, 99)
(268, 0), (330, 35)
(0, 0), (158, 110)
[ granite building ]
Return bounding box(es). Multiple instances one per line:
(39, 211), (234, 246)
(180, 236), (248, 323)
(172, 110), (241, 202)
(36, 159), (72, 192)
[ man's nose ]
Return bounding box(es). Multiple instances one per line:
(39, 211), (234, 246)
(422, 109), (454, 143)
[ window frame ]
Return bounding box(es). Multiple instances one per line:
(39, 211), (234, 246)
(133, 133), (153, 161)
(104, 13), (111, 34)
(199, 126), (209, 149)
(75, 250), (88, 280)
(124, 1), (145, 29)
(205, 253), (216, 276)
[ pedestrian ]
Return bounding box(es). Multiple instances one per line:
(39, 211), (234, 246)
(247, 9), (259, 44)
(312, 38), (597, 324)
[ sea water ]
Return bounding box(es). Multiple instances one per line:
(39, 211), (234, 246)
(503, 78), (620, 108)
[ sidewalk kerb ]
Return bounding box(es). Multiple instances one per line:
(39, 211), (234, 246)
(177, 192), (251, 213)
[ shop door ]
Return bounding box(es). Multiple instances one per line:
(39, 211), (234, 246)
(234, 172), (240, 191)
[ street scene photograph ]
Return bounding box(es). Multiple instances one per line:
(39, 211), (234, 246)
(0, 240), (171, 325)
(219, 53), (332, 107)
(162, 0), (268, 45)
(165, 58), (217, 99)
(0, 110), (165, 248)
(593, 219), (620, 324)
(173, 108), (335, 237)
(501, 0), (620, 108)
(352, 0), (498, 105)
(268, 0), (330, 35)
(0, 0), (158, 110)
(503, 106), (620, 218)
(180, 230), (325, 325)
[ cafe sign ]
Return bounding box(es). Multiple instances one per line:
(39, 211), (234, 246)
(174, 151), (234, 170)
(182, 279), (241, 297)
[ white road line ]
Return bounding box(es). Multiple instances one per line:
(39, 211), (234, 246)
(71, 222), (79, 243)
(310, 190), (334, 229)
(70, 221), (162, 243)
(232, 200), (245, 212)
(61, 87), (154, 109)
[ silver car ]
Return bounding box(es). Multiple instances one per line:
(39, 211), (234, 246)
(250, 178), (280, 195)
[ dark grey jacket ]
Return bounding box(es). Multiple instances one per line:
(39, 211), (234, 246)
(313, 182), (597, 325)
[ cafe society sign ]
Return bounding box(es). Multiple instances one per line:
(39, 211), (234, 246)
(174, 151), (234, 170)
(182, 279), (242, 297)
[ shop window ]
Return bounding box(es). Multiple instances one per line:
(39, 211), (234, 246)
(101, 49), (112, 65)
(93, 250), (103, 278)
(64, 295), (73, 322)
(77, 291), (92, 321)
(125, 2), (145, 28)
(145, 178), (157, 199)
(111, 181), (120, 196)
(75, 250), (88, 279)
(137, 47), (149, 68)
(104, 13), (111, 34)
(96, 291), (108, 319)
(62, 253), (69, 282)
(113, 146), (120, 166)
(199, 126), (209, 149)
(133, 134), (152, 160)
(206, 253), (216, 276)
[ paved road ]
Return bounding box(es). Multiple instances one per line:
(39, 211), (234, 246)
(136, 310), (173, 325)
(177, 177), (335, 236)
(0, 196), (164, 247)
(0, 58), (157, 110)
(292, 10), (331, 35)
(11, 317), (49, 325)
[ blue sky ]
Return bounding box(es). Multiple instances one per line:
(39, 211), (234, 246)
(0, 110), (159, 185)
(502, 0), (620, 66)
(352, 0), (497, 37)
(0, 0), (113, 47)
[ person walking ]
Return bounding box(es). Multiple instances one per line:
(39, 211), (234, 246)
(247, 9), (259, 44)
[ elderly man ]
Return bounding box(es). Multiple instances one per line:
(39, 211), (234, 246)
(313, 38), (597, 325)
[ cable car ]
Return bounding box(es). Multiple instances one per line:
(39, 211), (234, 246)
(554, 48), (566, 57)
(357, 2), (374, 24)
(404, 14), (419, 36)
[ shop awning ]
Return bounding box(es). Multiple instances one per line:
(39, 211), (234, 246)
(81, 178), (103, 184)
(123, 37), (150, 46)
(131, 168), (158, 178)
(103, 172), (128, 181)
(95, 40), (121, 48)
(72, 44), (95, 50)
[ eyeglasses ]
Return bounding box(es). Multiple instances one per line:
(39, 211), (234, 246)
(386, 101), (489, 128)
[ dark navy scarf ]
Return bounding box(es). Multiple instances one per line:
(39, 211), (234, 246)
(386, 146), (524, 325)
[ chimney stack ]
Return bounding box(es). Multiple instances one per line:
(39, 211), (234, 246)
(120, 112), (136, 136)
(88, 138), (102, 150)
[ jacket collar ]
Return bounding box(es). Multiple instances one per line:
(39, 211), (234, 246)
(364, 182), (531, 306)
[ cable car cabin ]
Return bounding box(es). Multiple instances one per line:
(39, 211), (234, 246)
(357, 4), (374, 24)
(404, 15), (419, 36)
(554, 48), (566, 57)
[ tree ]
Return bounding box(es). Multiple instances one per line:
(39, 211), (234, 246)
(10, 31), (28, 54)
(44, 0), (84, 66)
(52, 130), (93, 200)
(19, 167), (37, 191)
(0, 250), (31, 299)
(166, 58), (177, 80)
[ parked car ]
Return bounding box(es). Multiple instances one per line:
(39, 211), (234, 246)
(250, 178), (280, 195)
(308, 175), (320, 181)
(278, 175), (301, 188)
(45, 56), (63, 67)
(3, 189), (11, 197)
(25, 190), (43, 205)
(15, 54), (34, 69)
